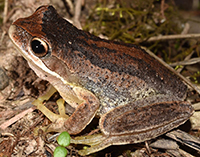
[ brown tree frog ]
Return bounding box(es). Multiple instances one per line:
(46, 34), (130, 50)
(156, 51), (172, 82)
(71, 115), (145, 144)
(9, 5), (193, 155)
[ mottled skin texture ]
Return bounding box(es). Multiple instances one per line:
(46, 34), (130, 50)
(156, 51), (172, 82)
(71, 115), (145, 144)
(9, 5), (193, 155)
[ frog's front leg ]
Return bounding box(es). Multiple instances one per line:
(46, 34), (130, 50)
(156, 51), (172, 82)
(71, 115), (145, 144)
(32, 85), (67, 122)
(71, 101), (193, 156)
(45, 86), (100, 134)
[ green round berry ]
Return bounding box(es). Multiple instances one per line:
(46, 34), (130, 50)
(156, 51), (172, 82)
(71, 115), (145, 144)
(57, 131), (71, 147)
(54, 146), (68, 157)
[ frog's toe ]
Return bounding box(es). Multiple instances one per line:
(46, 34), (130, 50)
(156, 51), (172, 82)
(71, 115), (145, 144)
(70, 134), (109, 155)
(46, 117), (67, 132)
(77, 138), (112, 156)
(56, 98), (69, 118)
(78, 147), (96, 156)
(33, 126), (48, 136)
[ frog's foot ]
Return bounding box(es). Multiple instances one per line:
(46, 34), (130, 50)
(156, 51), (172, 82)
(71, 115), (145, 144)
(32, 85), (69, 132)
(70, 134), (108, 155)
(70, 133), (152, 156)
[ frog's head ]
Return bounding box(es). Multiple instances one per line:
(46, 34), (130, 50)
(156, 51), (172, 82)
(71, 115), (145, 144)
(9, 5), (81, 93)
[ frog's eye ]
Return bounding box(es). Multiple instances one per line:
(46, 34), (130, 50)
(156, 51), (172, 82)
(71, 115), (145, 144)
(30, 37), (50, 58)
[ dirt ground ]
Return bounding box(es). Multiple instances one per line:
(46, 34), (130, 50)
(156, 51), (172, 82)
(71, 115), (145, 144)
(0, 0), (200, 156)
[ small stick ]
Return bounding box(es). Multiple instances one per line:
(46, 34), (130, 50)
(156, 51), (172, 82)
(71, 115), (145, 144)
(176, 51), (194, 73)
(170, 56), (200, 67)
(3, 0), (8, 24)
(73, 0), (83, 29)
(135, 33), (200, 42)
(0, 106), (36, 130)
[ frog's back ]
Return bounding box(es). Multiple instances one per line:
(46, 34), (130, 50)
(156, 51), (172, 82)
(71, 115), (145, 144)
(71, 37), (187, 103)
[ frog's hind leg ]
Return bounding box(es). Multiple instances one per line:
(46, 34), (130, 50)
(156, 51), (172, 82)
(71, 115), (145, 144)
(100, 101), (193, 137)
(71, 131), (161, 155)
(71, 101), (193, 156)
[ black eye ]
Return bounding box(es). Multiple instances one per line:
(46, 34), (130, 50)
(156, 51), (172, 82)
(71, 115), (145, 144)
(31, 37), (50, 58)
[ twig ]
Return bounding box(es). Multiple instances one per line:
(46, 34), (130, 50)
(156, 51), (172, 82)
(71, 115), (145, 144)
(170, 56), (200, 67)
(3, 0), (8, 24)
(0, 106), (36, 130)
(0, 31), (6, 46)
(1, 0), (8, 46)
(73, 0), (83, 29)
(62, 0), (74, 16)
(181, 23), (190, 35)
(192, 102), (200, 110)
(176, 51), (194, 73)
(145, 141), (151, 155)
(135, 33), (200, 42)
(166, 130), (200, 152)
(160, 0), (166, 21)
